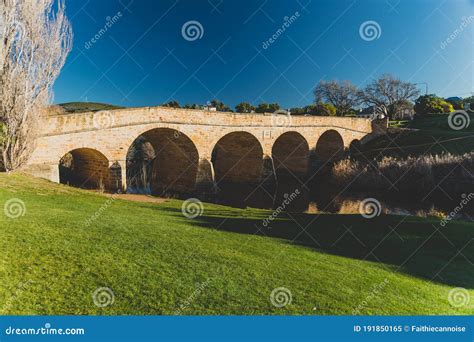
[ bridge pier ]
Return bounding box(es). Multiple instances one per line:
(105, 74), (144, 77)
(116, 160), (127, 193)
(260, 155), (277, 206)
(195, 157), (216, 199)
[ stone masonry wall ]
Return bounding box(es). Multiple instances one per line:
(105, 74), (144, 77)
(23, 106), (386, 191)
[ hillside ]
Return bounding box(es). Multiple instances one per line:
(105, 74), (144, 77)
(358, 113), (474, 158)
(58, 102), (125, 113)
(0, 173), (472, 315)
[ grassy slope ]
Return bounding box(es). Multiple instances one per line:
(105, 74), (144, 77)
(360, 113), (474, 158)
(58, 102), (125, 113)
(0, 173), (473, 315)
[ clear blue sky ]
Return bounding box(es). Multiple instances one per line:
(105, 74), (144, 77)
(54, 0), (474, 109)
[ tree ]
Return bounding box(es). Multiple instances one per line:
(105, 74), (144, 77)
(235, 102), (255, 113)
(163, 101), (180, 108)
(414, 95), (454, 116)
(359, 74), (420, 119)
(183, 103), (199, 109)
(311, 103), (337, 116)
(255, 103), (269, 113)
(1, 0), (72, 171)
(210, 99), (232, 112)
(391, 99), (414, 120)
(255, 103), (280, 113)
(289, 107), (306, 115)
(314, 80), (360, 116)
(291, 103), (336, 116)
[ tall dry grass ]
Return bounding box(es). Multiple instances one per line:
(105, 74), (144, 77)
(332, 152), (474, 199)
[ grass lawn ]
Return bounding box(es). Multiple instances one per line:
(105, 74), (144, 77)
(0, 173), (473, 315)
(360, 113), (474, 158)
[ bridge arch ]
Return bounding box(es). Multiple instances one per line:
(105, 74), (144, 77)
(271, 132), (310, 211)
(272, 132), (309, 182)
(211, 131), (264, 207)
(59, 148), (121, 192)
(126, 128), (199, 196)
(315, 129), (345, 162)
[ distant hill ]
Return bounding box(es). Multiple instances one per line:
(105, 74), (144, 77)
(58, 102), (124, 113)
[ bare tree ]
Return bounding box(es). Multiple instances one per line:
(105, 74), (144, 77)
(359, 74), (420, 119)
(0, 0), (72, 171)
(314, 80), (360, 116)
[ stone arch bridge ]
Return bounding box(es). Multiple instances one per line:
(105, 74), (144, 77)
(24, 106), (386, 205)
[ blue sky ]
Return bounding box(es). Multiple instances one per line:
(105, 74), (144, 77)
(54, 0), (474, 109)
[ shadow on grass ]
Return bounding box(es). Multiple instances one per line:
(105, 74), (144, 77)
(160, 206), (474, 288)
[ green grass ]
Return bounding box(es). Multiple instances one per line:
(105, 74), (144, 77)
(360, 113), (474, 158)
(0, 173), (473, 315)
(58, 102), (124, 113)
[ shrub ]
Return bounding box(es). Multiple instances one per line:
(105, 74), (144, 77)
(414, 95), (454, 116)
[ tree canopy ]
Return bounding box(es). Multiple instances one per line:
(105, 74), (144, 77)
(255, 103), (280, 113)
(210, 100), (232, 112)
(314, 80), (360, 116)
(414, 95), (454, 116)
(235, 102), (255, 113)
(359, 74), (420, 119)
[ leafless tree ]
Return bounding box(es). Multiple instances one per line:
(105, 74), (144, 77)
(359, 74), (420, 119)
(314, 80), (360, 116)
(0, 0), (72, 171)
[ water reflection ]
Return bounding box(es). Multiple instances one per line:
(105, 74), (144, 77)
(126, 159), (473, 220)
